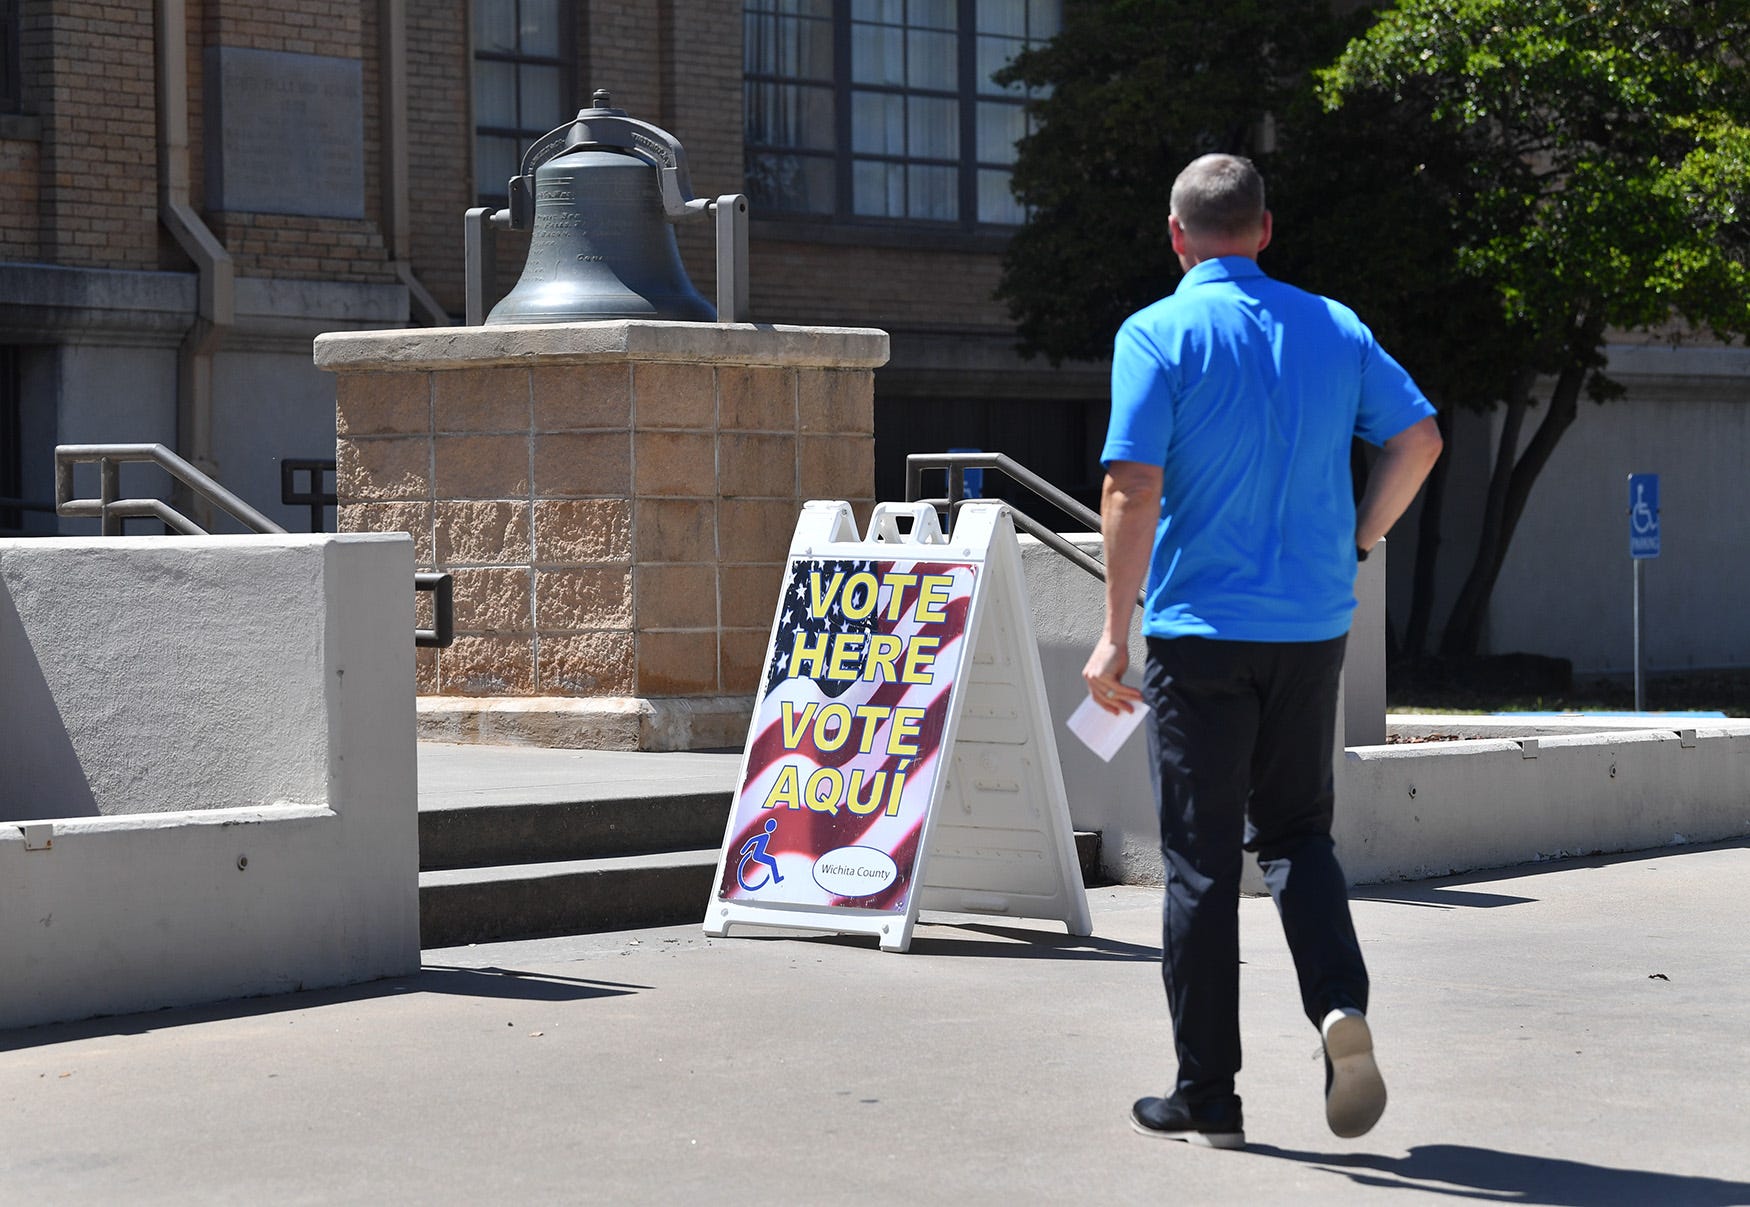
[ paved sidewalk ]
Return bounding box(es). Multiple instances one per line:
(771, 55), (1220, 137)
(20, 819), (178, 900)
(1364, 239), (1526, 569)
(4, 842), (1748, 1205)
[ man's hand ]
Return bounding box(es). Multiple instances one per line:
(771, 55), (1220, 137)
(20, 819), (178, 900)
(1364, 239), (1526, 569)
(1083, 638), (1143, 715)
(1083, 459), (1161, 716)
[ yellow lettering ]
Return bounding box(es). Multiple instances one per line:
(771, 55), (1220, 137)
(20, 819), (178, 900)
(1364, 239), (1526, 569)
(840, 572), (880, 621)
(853, 705), (892, 753)
(789, 631), (829, 678)
(863, 634), (903, 682)
(888, 707), (925, 756)
(813, 703), (853, 752)
(762, 764), (801, 810)
(882, 572), (918, 620)
(826, 633), (866, 681)
(901, 636), (940, 684)
(885, 764), (909, 816)
(808, 570), (845, 617)
(845, 768), (887, 815)
(805, 767), (843, 814)
(780, 701), (817, 748)
(915, 574), (955, 622)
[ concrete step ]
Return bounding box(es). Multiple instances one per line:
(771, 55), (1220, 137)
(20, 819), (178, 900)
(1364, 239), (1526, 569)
(420, 850), (721, 949)
(418, 830), (1107, 947)
(419, 791), (732, 871)
(414, 741), (1104, 946)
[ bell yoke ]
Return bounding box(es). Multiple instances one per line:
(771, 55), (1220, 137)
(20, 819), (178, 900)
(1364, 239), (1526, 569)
(465, 89), (750, 325)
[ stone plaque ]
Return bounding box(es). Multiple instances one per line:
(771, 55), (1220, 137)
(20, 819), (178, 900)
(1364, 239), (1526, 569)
(206, 48), (365, 219)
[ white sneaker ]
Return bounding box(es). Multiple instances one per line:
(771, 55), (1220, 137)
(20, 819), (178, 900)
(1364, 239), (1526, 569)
(1321, 1007), (1387, 1138)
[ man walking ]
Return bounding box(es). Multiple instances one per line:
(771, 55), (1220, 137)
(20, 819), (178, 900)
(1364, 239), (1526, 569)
(1083, 154), (1443, 1148)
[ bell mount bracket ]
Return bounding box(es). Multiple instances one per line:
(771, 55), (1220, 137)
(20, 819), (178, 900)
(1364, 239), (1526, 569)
(464, 88), (749, 325)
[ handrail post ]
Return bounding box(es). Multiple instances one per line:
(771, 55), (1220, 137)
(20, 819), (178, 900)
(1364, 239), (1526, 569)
(99, 457), (120, 536)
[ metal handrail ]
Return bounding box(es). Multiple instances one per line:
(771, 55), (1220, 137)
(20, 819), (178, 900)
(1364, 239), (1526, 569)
(415, 572), (454, 649)
(280, 458), (337, 533)
(54, 443), (453, 648)
(57, 443), (285, 536)
(904, 448), (1108, 575)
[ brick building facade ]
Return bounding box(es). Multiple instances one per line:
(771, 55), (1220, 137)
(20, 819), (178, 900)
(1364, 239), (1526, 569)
(0, 0), (1105, 538)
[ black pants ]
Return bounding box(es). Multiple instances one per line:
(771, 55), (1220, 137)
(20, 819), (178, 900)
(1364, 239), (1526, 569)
(1143, 635), (1369, 1107)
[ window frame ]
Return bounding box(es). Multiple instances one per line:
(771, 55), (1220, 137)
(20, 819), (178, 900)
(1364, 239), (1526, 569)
(471, 0), (576, 206)
(744, 0), (1056, 232)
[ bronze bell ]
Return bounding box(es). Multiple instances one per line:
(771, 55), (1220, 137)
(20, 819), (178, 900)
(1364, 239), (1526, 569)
(486, 92), (717, 325)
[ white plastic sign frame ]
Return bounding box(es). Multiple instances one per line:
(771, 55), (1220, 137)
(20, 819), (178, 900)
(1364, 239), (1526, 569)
(703, 499), (1092, 952)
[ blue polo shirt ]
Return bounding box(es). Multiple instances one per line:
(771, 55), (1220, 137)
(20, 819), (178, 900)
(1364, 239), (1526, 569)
(1102, 257), (1435, 642)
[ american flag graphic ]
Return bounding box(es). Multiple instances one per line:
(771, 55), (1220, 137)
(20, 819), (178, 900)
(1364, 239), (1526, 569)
(717, 556), (978, 911)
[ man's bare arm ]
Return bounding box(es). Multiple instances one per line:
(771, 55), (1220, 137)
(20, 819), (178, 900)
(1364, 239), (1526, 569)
(1356, 416), (1443, 552)
(1082, 459), (1161, 714)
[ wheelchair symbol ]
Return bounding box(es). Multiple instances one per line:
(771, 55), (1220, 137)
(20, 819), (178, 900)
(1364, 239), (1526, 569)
(737, 817), (785, 892)
(1631, 483), (1657, 535)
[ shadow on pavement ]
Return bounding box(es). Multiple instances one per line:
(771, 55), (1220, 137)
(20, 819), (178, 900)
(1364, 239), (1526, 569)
(1248, 1142), (1750, 1206)
(773, 922), (1160, 961)
(1350, 886), (1538, 910)
(0, 965), (648, 1052)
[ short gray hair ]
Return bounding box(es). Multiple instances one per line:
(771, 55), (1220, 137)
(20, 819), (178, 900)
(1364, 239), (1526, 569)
(1170, 154), (1266, 238)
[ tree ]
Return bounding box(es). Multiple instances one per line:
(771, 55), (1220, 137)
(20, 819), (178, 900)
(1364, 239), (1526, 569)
(994, 0), (1352, 364)
(1000, 0), (1750, 658)
(1320, 0), (1750, 655)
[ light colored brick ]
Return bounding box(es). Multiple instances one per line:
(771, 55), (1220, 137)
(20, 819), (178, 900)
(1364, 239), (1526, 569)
(720, 628), (772, 695)
(433, 434), (531, 499)
(449, 566), (533, 632)
(536, 566), (632, 630)
(338, 501), (435, 563)
(719, 365), (795, 431)
(532, 363), (631, 430)
(633, 431), (716, 497)
(720, 563), (783, 630)
(434, 500), (531, 565)
(534, 431), (632, 498)
(636, 629), (719, 696)
(633, 498), (715, 564)
(432, 366), (530, 433)
(800, 434), (874, 502)
(720, 432), (795, 499)
(537, 631), (635, 696)
(337, 437), (430, 502)
(633, 362), (715, 429)
(438, 634), (534, 695)
(635, 563), (717, 629)
(533, 498), (632, 564)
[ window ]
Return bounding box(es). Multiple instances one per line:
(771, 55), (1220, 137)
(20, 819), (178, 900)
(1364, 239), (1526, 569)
(1, 0), (20, 113)
(745, 0), (1060, 228)
(473, 0), (573, 204)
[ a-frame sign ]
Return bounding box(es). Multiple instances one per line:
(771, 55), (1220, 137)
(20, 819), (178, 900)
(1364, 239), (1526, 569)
(703, 499), (1092, 952)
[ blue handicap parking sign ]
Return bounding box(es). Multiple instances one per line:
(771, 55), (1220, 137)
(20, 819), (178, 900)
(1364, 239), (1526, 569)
(1629, 473), (1660, 559)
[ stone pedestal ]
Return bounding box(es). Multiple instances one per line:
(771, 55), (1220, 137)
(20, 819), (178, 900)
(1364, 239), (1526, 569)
(313, 320), (889, 750)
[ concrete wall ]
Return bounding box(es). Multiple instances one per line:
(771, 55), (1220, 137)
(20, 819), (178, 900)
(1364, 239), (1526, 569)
(1339, 728), (1750, 883)
(0, 533), (420, 1030)
(1387, 342), (1750, 672)
(1020, 532), (1749, 887)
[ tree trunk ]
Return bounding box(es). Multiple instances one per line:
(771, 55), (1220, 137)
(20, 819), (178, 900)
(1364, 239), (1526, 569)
(1402, 406), (1453, 658)
(1439, 332), (1596, 656)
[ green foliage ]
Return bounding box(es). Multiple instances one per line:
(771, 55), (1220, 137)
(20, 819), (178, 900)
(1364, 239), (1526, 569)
(998, 0), (1750, 655)
(1320, 0), (1750, 354)
(994, 0), (1351, 364)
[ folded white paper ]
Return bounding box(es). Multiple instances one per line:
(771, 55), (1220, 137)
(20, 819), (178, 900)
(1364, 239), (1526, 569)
(1066, 693), (1149, 762)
